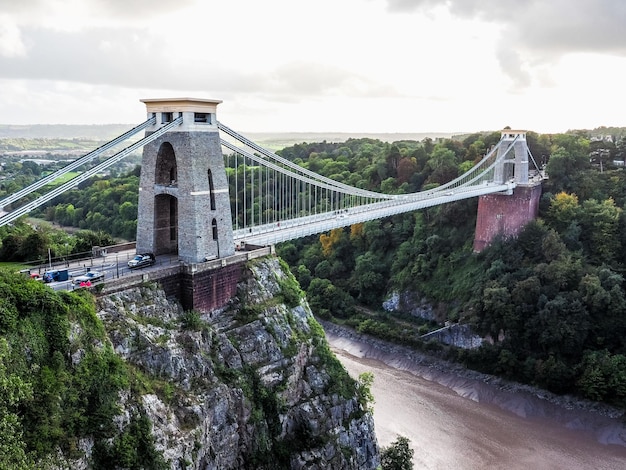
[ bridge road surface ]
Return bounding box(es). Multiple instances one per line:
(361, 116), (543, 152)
(45, 249), (180, 291)
(236, 182), (512, 247)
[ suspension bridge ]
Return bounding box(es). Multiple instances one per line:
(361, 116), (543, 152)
(0, 98), (544, 261)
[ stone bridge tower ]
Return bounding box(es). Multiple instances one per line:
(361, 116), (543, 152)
(473, 130), (542, 252)
(135, 98), (235, 263)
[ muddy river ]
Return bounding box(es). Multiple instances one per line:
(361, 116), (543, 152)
(325, 327), (626, 470)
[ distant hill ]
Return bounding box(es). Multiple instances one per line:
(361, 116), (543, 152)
(0, 124), (135, 140)
(243, 131), (461, 150)
(4, 124), (626, 149)
(0, 124), (462, 150)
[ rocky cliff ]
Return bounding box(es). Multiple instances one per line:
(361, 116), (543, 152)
(84, 256), (379, 469)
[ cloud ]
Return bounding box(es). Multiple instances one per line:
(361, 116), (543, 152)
(2, 0), (197, 21)
(0, 24), (402, 106)
(383, 0), (626, 88)
(88, 0), (197, 17)
(260, 62), (402, 101)
(0, 15), (27, 57)
(0, 26), (262, 91)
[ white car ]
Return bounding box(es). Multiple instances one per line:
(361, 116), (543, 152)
(127, 253), (156, 269)
(73, 271), (104, 285)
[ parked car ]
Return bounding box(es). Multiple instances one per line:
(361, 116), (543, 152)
(21, 269), (44, 281)
(73, 271), (104, 285)
(43, 269), (69, 283)
(127, 253), (156, 269)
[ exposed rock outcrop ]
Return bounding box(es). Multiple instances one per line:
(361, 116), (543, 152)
(88, 256), (379, 469)
(383, 291), (436, 321)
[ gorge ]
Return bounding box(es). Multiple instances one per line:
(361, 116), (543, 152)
(0, 257), (379, 469)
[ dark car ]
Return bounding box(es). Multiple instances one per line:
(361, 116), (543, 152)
(73, 271), (105, 285)
(127, 253), (156, 269)
(43, 269), (69, 283)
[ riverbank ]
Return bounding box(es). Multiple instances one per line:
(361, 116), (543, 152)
(322, 321), (626, 453)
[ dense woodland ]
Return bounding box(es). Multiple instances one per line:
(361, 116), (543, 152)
(2, 128), (626, 412)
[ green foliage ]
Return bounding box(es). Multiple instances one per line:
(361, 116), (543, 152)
(0, 338), (35, 469)
(380, 436), (414, 470)
(277, 259), (304, 308)
(240, 366), (291, 467)
(0, 270), (167, 465)
(236, 303), (266, 325)
(356, 372), (375, 411)
(307, 316), (357, 399)
(180, 310), (205, 331)
(92, 411), (167, 470)
(307, 278), (355, 319)
(274, 131), (626, 408)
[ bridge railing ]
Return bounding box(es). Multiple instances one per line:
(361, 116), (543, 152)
(0, 116), (156, 211)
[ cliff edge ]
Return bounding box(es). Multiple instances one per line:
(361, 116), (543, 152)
(86, 256), (379, 469)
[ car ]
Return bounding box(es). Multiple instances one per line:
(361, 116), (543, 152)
(73, 271), (104, 285)
(127, 253), (156, 269)
(43, 269), (69, 283)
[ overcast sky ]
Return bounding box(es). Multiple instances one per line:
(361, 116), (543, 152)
(1, 0), (625, 134)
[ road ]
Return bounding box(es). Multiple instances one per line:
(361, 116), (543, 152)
(39, 250), (180, 291)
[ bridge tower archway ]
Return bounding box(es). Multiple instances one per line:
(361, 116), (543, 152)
(493, 130), (530, 185)
(155, 141), (177, 186)
(154, 194), (178, 254)
(135, 98), (235, 263)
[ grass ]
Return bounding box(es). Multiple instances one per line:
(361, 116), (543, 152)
(0, 261), (31, 272)
(43, 171), (82, 186)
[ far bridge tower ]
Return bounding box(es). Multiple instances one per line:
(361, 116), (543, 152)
(473, 130), (542, 251)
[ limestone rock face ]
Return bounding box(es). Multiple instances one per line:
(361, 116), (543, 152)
(383, 291), (436, 321)
(94, 257), (380, 469)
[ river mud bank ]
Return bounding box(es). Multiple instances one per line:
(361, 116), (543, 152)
(322, 320), (626, 468)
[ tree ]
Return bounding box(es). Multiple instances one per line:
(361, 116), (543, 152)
(319, 228), (345, 257)
(396, 157), (417, 184)
(306, 278), (354, 319)
(0, 234), (23, 261)
(118, 201), (137, 221)
(546, 192), (580, 233)
(73, 230), (115, 255)
(352, 251), (386, 306)
(381, 436), (414, 470)
(385, 144), (402, 178)
(426, 146), (458, 185)
(578, 198), (621, 264)
(20, 232), (48, 261)
(21, 160), (42, 177)
(0, 339), (34, 469)
(356, 372), (375, 411)
(545, 145), (589, 193)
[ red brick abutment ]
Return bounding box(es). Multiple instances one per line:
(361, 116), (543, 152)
(473, 183), (542, 252)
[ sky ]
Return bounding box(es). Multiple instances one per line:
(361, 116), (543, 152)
(1, 0), (625, 135)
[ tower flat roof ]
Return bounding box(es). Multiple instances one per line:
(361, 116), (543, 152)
(140, 97), (222, 113)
